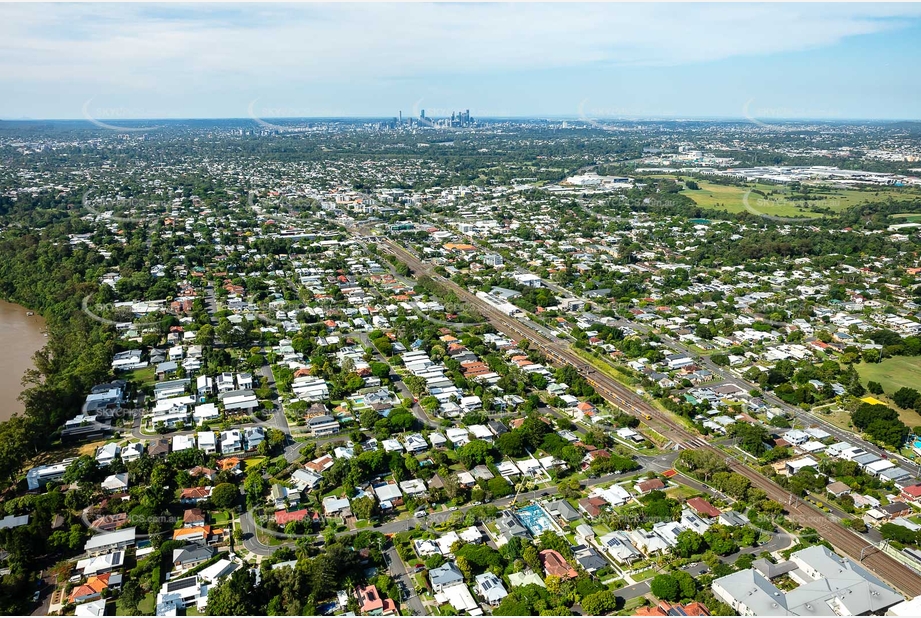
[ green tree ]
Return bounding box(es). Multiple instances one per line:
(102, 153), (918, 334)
(650, 574), (680, 602)
(210, 483), (239, 509)
(674, 530), (705, 558)
(206, 568), (261, 615)
(580, 590), (618, 615)
(119, 580), (144, 615)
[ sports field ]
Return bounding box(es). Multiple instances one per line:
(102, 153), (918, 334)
(856, 357), (921, 427)
(649, 176), (917, 218)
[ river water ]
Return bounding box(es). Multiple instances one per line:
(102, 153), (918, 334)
(0, 300), (47, 421)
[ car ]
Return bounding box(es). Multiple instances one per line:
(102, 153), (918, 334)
(449, 507), (458, 512)
(472, 501), (482, 506)
(688, 562), (698, 567)
(32, 591), (40, 603)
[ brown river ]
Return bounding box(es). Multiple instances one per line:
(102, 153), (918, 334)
(0, 300), (47, 421)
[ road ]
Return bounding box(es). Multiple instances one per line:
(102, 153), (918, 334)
(379, 237), (921, 598)
(507, 249), (921, 479)
(29, 571), (55, 617)
(348, 330), (439, 429)
(645, 328), (921, 477)
(237, 452), (679, 557)
(385, 547), (426, 616)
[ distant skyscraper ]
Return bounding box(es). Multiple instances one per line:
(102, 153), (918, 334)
(420, 109), (425, 119)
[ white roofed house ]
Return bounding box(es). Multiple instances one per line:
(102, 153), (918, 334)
(84, 527), (137, 556)
(219, 429), (243, 454)
(172, 434), (196, 453)
(399, 478), (428, 498)
(196, 375), (213, 399)
(322, 495), (351, 518)
(121, 442), (145, 463)
(219, 389), (259, 413)
(403, 433), (428, 453)
(459, 395), (482, 412)
(428, 432), (447, 448)
(785, 456), (819, 475)
(468, 424), (494, 442)
(445, 427), (470, 447)
(216, 372), (236, 393)
(373, 482), (404, 509)
(712, 544), (903, 616)
(628, 528), (669, 555)
(652, 520), (684, 547)
(26, 459), (74, 491)
(475, 572), (509, 606)
(192, 403), (220, 425)
(95, 443), (121, 467)
(101, 472), (129, 493)
(414, 539), (441, 557)
(112, 349), (145, 371)
(292, 375), (330, 402)
(382, 438), (404, 453)
(598, 531), (641, 564)
(197, 431), (217, 454)
(237, 372), (254, 390)
(291, 469), (323, 492)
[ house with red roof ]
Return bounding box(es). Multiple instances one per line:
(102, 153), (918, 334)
(687, 497), (721, 518)
(274, 509), (319, 526)
(539, 549), (577, 580)
(636, 601), (710, 616)
(634, 478), (666, 494)
(578, 496), (607, 519)
(900, 484), (921, 503)
(357, 583), (397, 615)
(69, 572), (121, 604)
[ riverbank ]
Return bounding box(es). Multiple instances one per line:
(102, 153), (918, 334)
(0, 300), (46, 421)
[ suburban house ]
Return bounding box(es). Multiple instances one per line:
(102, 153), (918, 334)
(539, 549), (577, 579)
(429, 561), (465, 592)
(475, 572), (509, 606)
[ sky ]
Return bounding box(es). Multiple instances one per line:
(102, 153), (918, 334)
(1, 3), (920, 121)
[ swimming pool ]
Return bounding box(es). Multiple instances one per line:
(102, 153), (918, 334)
(517, 504), (553, 536)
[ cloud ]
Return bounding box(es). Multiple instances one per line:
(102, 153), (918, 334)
(0, 3), (918, 118)
(1, 4), (918, 81)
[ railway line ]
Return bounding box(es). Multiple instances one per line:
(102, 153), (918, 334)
(381, 238), (921, 597)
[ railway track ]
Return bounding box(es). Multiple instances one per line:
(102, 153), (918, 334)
(382, 238), (921, 597)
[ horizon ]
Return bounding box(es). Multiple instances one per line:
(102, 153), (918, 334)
(4, 114), (921, 123)
(2, 3), (920, 122)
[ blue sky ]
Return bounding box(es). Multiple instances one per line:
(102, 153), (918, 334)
(1, 3), (920, 121)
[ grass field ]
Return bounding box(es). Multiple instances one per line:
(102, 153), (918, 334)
(125, 365), (156, 385)
(651, 176), (918, 218)
(243, 456), (267, 470)
(856, 357), (921, 428)
(632, 568), (659, 582)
